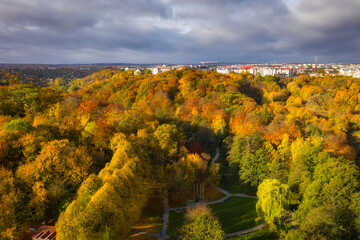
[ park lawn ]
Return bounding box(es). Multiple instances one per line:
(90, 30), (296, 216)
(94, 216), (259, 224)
(168, 184), (225, 208)
(220, 167), (256, 195)
(204, 184), (226, 202)
(127, 233), (158, 240)
(211, 197), (258, 234)
(131, 194), (163, 234)
(168, 197), (258, 237)
(168, 210), (186, 237)
(229, 228), (278, 240)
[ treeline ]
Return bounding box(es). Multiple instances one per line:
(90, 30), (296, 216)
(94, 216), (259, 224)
(57, 132), (153, 239)
(0, 68), (97, 87)
(0, 69), (360, 239)
(226, 74), (360, 239)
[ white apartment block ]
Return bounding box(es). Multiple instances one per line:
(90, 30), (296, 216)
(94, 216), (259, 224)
(250, 67), (293, 77)
(339, 68), (360, 78)
(216, 67), (230, 75)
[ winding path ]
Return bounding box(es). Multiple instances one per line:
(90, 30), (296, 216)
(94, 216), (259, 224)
(211, 147), (220, 163)
(169, 184), (257, 212)
(224, 224), (266, 239)
(131, 147), (262, 239)
(159, 196), (170, 240)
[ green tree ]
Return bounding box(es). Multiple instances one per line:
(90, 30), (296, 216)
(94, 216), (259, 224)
(293, 155), (360, 239)
(256, 179), (292, 231)
(228, 132), (268, 188)
(228, 132), (264, 169)
(287, 137), (322, 195)
(2, 119), (34, 133)
(239, 148), (269, 188)
(316, 68), (324, 74)
(0, 168), (21, 240)
(182, 204), (224, 240)
(57, 133), (152, 240)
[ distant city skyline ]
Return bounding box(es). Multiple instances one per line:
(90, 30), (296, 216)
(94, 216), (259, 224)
(1, 0), (360, 64)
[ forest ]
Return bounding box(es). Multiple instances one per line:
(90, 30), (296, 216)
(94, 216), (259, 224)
(0, 68), (360, 240)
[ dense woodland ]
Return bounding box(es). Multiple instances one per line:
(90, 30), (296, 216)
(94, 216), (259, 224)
(1, 68), (360, 239)
(0, 67), (97, 87)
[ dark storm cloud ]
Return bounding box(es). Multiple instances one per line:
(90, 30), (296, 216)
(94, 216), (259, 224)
(0, 0), (359, 63)
(283, 0), (360, 57)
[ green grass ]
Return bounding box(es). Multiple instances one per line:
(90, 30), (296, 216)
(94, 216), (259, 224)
(229, 228), (278, 240)
(220, 167), (256, 195)
(168, 184), (225, 208)
(131, 194), (163, 234)
(127, 234), (158, 240)
(168, 197), (258, 237)
(211, 197), (258, 234)
(168, 211), (186, 237)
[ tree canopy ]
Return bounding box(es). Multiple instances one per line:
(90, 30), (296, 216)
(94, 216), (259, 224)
(0, 69), (360, 239)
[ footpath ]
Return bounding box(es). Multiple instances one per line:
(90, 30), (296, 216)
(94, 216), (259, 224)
(131, 147), (263, 240)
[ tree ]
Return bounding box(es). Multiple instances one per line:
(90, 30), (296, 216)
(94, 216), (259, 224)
(16, 139), (93, 218)
(2, 119), (34, 133)
(266, 135), (291, 182)
(169, 153), (208, 201)
(0, 139), (9, 168)
(19, 133), (45, 162)
(57, 133), (152, 240)
(154, 124), (184, 163)
(0, 168), (21, 240)
(211, 111), (229, 137)
(228, 131), (264, 169)
(149, 90), (175, 119)
(181, 203), (224, 240)
(293, 155), (360, 239)
(287, 137), (322, 195)
(239, 148), (269, 188)
(256, 179), (292, 231)
(5, 84), (40, 116)
(316, 68), (324, 74)
(228, 132), (268, 188)
(179, 71), (198, 99)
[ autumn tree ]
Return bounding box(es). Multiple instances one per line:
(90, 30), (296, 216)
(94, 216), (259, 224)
(154, 124), (185, 166)
(0, 168), (21, 240)
(57, 133), (152, 240)
(181, 203), (224, 240)
(16, 139), (93, 218)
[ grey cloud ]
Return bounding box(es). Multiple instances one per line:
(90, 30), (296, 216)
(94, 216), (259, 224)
(280, 0), (360, 60)
(0, 0), (359, 63)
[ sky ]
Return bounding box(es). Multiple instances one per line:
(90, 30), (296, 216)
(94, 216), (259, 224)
(0, 0), (360, 64)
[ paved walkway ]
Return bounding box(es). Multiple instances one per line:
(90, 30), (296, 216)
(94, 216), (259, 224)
(131, 147), (261, 239)
(130, 196), (170, 239)
(131, 229), (161, 238)
(211, 147), (220, 163)
(159, 196), (170, 240)
(169, 185), (257, 212)
(212, 183), (258, 199)
(224, 224), (266, 239)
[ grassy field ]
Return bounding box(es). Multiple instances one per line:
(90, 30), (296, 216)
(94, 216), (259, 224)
(168, 183), (225, 208)
(220, 167), (256, 195)
(168, 210), (186, 237)
(168, 196), (258, 237)
(230, 228), (278, 240)
(130, 194), (163, 234)
(211, 197), (258, 233)
(127, 233), (158, 240)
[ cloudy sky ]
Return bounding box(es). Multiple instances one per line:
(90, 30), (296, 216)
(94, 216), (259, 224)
(0, 0), (360, 64)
